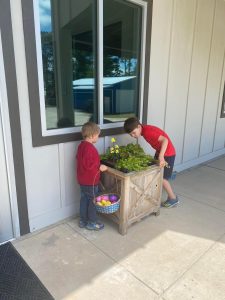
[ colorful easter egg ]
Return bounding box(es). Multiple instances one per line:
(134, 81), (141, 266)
(109, 194), (118, 201)
(96, 196), (102, 202)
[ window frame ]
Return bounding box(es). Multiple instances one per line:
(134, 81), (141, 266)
(22, 0), (152, 146)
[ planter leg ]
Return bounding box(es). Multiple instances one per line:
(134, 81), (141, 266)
(119, 223), (128, 235)
(118, 177), (130, 235)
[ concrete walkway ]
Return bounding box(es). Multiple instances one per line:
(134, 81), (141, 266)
(13, 155), (225, 300)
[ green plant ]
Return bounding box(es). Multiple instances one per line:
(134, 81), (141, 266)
(100, 138), (157, 172)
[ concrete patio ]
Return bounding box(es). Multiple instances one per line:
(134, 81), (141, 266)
(13, 155), (225, 300)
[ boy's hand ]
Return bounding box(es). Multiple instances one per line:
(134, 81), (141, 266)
(159, 155), (167, 168)
(100, 164), (108, 172)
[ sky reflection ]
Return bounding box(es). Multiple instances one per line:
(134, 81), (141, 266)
(39, 0), (51, 32)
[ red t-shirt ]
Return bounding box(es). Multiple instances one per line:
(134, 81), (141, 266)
(141, 125), (176, 156)
(76, 141), (100, 185)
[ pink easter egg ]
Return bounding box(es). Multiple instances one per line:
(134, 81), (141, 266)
(96, 196), (101, 202)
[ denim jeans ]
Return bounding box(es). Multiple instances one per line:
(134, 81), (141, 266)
(79, 185), (99, 223)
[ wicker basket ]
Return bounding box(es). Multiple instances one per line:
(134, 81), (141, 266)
(94, 193), (120, 214)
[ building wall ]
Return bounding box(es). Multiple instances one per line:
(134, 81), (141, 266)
(147, 0), (225, 171)
(9, 0), (225, 233)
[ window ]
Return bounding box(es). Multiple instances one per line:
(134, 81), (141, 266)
(221, 82), (225, 118)
(36, 0), (147, 134)
(22, 0), (151, 145)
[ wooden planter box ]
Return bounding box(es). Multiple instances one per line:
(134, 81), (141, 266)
(100, 165), (163, 235)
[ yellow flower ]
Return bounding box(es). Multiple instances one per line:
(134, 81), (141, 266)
(111, 137), (116, 143)
(115, 145), (119, 148)
(115, 150), (119, 153)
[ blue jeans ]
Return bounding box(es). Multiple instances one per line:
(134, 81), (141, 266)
(79, 185), (99, 223)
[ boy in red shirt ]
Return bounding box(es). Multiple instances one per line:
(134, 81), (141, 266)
(124, 117), (179, 208)
(76, 122), (108, 230)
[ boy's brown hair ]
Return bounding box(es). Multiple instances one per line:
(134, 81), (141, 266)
(124, 117), (141, 133)
(81, 122), (101, 139)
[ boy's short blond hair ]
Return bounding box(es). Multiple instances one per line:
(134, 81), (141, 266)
(81, 122), (100, 139)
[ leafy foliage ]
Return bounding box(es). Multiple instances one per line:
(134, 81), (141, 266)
(101, 143), (157, 172)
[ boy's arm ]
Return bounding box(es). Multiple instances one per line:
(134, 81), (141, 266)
(158, 135), (168, 167)
(81, 148), (100, 170)
(84, 153), (107, 172)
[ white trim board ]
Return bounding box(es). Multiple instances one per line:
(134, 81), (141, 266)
(0, 30), (20, 238)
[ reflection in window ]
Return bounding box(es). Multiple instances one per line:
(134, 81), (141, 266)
(103, 1), (142, 123)
(39, 0), (96, 129)
(38, 0), (143, 129)
(39, 0), (57, 128)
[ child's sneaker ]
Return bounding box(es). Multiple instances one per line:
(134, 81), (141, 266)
(79, 220), (87, 228)
(162, 196), (179, 208)
(86, 222), (104, 231)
